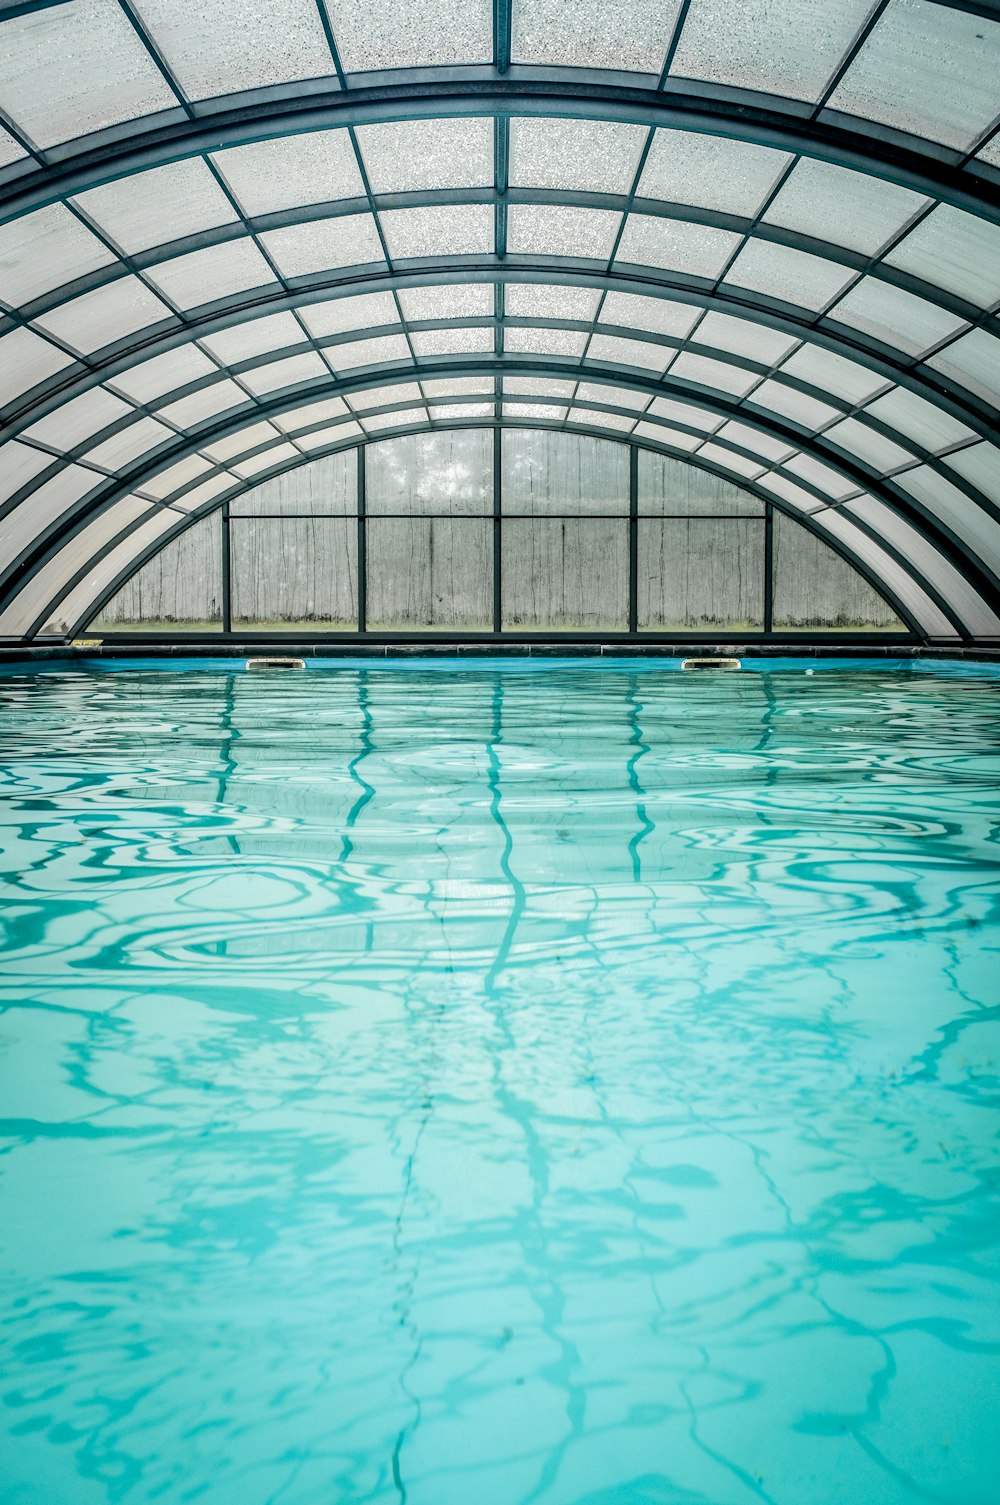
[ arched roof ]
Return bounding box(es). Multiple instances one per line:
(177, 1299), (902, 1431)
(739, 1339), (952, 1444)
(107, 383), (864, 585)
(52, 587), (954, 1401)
(1, 0), (999, 641)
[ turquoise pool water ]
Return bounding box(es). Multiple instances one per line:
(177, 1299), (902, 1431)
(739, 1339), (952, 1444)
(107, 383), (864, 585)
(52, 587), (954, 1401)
(0, 659), (998, 1505)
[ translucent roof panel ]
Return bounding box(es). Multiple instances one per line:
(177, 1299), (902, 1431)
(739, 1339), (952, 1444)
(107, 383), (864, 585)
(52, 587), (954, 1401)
(33, 278), (174, 354)
(0, 204), (116, 309)
(509, 117), (647, 194)
(356, 118), (493, 193)
(299, 292), (399, 338)
(240, 352), (328, 395)
(109, 346), (218, 405)
(0, 327), (74, 410)
(132, 0), (337, 101)
(586, 334), (672, 372)
(211, 131), (365, 216)
(924, 329), (1000, 407)
(505, 283), (601, 322)
(693, 312), (797, 365)
(507, 205), (621, 261)
(862, 387), (976, 452)
(829, 278), (968, 357)
(325, 0), (493, 71)
(399, 285), (495, 321)
(778, 345), (887, 405)
(615, 217), (740, 278)
(260, 215), (385, 277)
(638, 131), (791, 217)
(826, 0), (1000, 150)
(670, 352), (760, 397)
(723, 242), (857, 312)
(74, 160), (238, 255)
(410, 327), (494, 357)
(380, 205), (493, 260)
(0, 0), (178, 148)
(669, 0), (879, 104)
(24, 386), (132, 451)
(598, 292), (701, 340)
(943, 442), (1000, 507)
(882, 206), (1000, 310)
(761, 159), (928, 257)
(199, 311), (305, 365)
(145, 240), (276, 310)
(511, 0), (684, 73)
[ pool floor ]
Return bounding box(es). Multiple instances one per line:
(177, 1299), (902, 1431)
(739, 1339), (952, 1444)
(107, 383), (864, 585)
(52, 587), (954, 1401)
(0, 661), (998, 1504)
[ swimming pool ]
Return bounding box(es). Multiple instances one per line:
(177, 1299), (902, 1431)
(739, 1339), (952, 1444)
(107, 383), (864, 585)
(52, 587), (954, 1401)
(1, 659), (998, 1504)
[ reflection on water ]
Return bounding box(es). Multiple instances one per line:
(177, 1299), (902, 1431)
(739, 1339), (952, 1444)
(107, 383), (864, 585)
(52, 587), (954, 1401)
(0, 662), (998, 1505)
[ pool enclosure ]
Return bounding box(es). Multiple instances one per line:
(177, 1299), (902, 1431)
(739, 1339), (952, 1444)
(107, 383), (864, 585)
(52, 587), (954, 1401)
(1, 0), (999, 647)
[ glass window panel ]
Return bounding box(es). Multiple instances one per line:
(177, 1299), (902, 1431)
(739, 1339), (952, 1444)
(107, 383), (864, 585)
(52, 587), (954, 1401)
(23, 386), (131, 451)
(367, 430), (491, 515)
(883, 205), (1000, 309)
(200, 312), (305, 365)
(231, 517), (358, 627)
(715, 421), (794, 462)
(299, 292), (399, 338)
(240, 352), (328, 395)
(638, 517), (764, 627)
(693, 312), (797, 365)
(0, 204), (116, 308)
(399, 285), (494, 321)
(509, 117), (646, 194)
(512, 0), (684, 73)
(422, 376), (495, 399)
(503, 429), (628, 515)
(502, 518), (628, 627)
(783, 452), (860, 500)
(204, 422), (283, 463)
(778, 344), (888, 405)
(356, 118), (492, 193)
(141, 455), (213, 500)
(91, 512), (223, 631)
(261, 215), (384, 278)
(575, 383), (649, 411)
(274, 398), (351, 431)
(504, 283), (600, 322)
(111, 345), (218, 405)
(696, 442), (766, 479)
(749, 381), (842, 428)
(0, 327), (74, 409)
(615, 215), (740, 277)
(158, 379), (249, 429)
(639, 130), (790, 216)
(724, 241), (856, 311)
(567, 409), (635, 432)
(862, 386), (976, 451)
(836, 497), (998, 637)
(327, 334), (411, 370)
(380, 205), (493, 259)
(827, 0), (1000, 150)
(639, 450), (764, 515)
(350, 382), (424, 411)
(598, 291), (701, 339)
(762, 158), (928, 256)
(924, 329), (1000, 406)
(503, 400), (567, 421)
(74, 160), (237, 255)
(33, 278), (173, 354)
(504, 377), (576, 398)
(507, 205), (621, 260)
(429, 402), (494, 420)
(326, 0), (492, 71)
(231, 441), (302, 479)
(893, 466), (1000, 575)
(823, 417), (918, 472)
(410, 328), (494, 356)
(296, 420), (363, 447)
(771, 509), (902, 629)
(367, 517), (492, 628)
(830, 278), (969, 357)
(0, 441), (53, 507)
(84, 416), (174, 472)
(648, 397), (720, 431)
(0, 0), (177, 148)
(669, 351), (760, 396)
(211, 130), (364, 216)
(146, 240), (275, 310)
(586, 333), (671, 372)
(670, 0), (878, 104)
(133, 0), (336, 101)
(633, 421), (701, 450)
(943, 443), (1000, 506)
(504, 326), (587, 357)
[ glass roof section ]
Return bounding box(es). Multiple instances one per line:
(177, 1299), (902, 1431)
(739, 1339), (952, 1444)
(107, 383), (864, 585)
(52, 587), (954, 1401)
(0, 0), (998, 643)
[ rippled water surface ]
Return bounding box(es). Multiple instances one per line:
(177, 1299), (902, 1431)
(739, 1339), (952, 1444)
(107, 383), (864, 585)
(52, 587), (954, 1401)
(1, 659), (999, 1505)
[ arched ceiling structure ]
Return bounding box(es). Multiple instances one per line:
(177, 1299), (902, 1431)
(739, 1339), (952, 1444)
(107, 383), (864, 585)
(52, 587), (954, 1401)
(1, 0), (999, 641)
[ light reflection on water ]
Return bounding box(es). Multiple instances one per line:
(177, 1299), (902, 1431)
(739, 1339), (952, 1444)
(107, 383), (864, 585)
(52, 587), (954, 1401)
(0, 662), (998, 1505)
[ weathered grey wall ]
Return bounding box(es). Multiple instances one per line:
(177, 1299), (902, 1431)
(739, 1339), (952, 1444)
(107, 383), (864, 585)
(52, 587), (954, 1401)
(93, 514), (222, 628)
(772, 512), (901, 628)
(232, 517), (357, 626)
(367, 518), (493, 628)
(639, 518), (765, 628)
(502, 520), (629, 628)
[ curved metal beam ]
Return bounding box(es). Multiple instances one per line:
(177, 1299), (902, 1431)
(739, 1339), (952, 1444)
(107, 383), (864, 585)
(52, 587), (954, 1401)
(2, 74), (998, 227)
